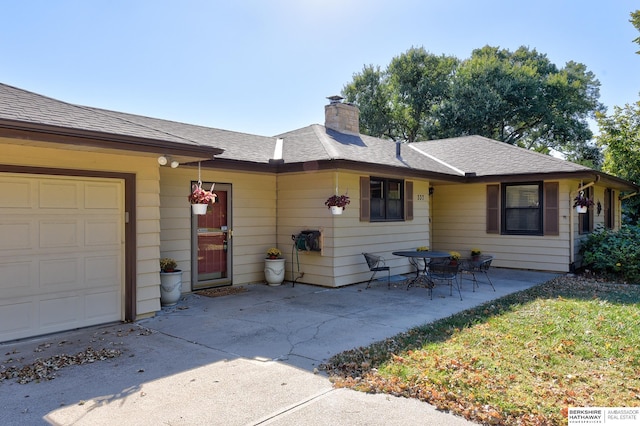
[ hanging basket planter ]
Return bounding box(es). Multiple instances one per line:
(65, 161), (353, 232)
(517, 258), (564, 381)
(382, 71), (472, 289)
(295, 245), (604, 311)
(325, 194), (350, 215)
(192, 204), (208, 215)
(188, 179), (216, 216)
(330, 205), (344, 215)
(573, 189), (593, 214)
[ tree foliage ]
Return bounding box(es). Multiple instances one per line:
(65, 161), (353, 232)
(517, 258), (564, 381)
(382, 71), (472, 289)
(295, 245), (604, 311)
(596, 101), (640, 223)
(594, 10), (640, 224)
(632, 9), (640, 53)
(342, 45), (603, 161)
(343, 47), (458, 142)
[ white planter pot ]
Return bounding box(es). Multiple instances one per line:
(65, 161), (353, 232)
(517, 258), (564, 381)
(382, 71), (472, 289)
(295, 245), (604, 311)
(192, 204), (208, 215)
(576, 205), (588, 214)
(330, 206), (343, 215)
(160, 270), (183, 306)
(264, 258), (285, 286)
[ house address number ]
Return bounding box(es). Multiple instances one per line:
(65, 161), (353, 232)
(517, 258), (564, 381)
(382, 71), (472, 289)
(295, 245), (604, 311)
(417, 194), (425, 201)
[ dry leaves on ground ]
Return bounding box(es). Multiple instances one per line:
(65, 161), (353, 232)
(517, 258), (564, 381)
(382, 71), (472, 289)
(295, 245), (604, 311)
(1, 347), (122, 384)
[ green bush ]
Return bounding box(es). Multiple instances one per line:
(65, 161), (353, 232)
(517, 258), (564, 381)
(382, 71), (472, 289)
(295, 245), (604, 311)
(580, 225), (640, 283)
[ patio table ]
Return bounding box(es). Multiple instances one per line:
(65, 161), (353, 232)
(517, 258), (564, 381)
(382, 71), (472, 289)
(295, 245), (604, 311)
(392, 250), (451, 290)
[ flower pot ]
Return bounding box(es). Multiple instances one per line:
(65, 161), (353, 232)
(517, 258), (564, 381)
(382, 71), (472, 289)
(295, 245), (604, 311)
(160, 270), (183, 306)
(264, 258), (285, 286)
(576, 205), (588, 214)
(192, 204), (208, 215)
(330, 206), (343, 215)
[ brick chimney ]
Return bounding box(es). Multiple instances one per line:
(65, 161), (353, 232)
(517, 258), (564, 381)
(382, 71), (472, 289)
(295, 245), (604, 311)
(324, 95), (360, 135)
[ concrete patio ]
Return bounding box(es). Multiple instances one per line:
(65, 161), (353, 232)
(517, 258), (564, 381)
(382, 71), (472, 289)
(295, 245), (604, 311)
(0, 268), (559, 425)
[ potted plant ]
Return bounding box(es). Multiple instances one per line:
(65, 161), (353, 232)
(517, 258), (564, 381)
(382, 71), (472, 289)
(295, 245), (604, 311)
(471, 248), (482, 260)
(159, 258), (182, 306)
(416, 246), (429, 252)
(266, 247), (282, 259)
(449, 251), (461, 265)
(573, 191), (594, 214)
(264, 248), (285, 286)
(325, 194), (350, 215)
(188, 183), (217, 215)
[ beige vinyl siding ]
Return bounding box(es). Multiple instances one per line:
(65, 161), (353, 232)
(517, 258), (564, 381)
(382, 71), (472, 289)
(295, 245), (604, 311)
(277, 170), (431, 287)
(432, 182), (573, 272)
(159, 167), (277, 287)
(2, 141), (161, 319)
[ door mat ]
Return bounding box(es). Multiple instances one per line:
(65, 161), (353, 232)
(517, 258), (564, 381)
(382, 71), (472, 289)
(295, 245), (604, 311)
(195, 287), (247, 298)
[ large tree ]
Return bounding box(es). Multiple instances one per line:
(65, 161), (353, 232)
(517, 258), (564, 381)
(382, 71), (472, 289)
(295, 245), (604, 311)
(595, 10), (640, 223)
(632, 9), (640, 53)
(343, 45), (603, 161)
(596, 101), (640, 223)
(343, 47), (458, 142)
(438, 46), (603, 155)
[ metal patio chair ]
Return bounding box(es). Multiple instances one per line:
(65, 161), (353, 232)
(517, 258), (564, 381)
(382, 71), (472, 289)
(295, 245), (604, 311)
(363, 253), (391, 289)
(427, 259), (462, 300)
(460, 255), (496, 292)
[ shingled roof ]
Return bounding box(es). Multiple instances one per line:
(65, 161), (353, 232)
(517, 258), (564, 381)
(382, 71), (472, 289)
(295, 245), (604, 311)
(0, 83), (223, 158)
(275, 125), (462, 176)
(1, 82), (637, 191)
(410, 135), (592, 177)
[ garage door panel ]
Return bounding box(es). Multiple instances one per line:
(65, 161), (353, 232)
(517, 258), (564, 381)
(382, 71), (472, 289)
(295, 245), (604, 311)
(39, 294), (83, 328)
(86, 290), (121, 321)
(85, 219), (120, 246)
(39, 258), (79, 292)
(0, 179), (34, 208)
(0, 221), (33, 250)
(85, 182), (121, 209)
(0, 301), (33, 337)
(86, 255), (120, 288)
(39, 181), (80, 209)
(0, 260), (34, 297)
(0, 173), (124, 342)
(40, 220), (80, 248)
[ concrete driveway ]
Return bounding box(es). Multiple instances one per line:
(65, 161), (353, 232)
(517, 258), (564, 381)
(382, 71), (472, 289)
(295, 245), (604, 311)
(0, 268), (558, 425)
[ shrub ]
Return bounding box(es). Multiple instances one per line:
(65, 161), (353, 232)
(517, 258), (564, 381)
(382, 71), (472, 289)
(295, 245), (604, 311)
(580, 225), (640, 283)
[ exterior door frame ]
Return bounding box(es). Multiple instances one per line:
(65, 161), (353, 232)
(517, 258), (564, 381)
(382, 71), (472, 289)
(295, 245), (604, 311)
(191, 182), (232, 289)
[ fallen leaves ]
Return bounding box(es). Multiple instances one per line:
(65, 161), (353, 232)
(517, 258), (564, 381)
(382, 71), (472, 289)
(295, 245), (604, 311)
(1, 347), (122, 384)
(321, 275), (640, 425)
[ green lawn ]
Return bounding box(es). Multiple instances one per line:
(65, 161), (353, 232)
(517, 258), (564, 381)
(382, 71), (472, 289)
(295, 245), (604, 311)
(321, 276), (640, 425)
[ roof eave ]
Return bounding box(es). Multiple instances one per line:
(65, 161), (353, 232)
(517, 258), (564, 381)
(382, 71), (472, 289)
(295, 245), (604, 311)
(0, 119), (224, 158)
(466, 170), (640, 191)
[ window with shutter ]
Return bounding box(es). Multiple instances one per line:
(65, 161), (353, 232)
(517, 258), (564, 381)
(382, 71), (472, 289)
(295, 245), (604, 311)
(359, 176), (406, 222)
(501, 182), (543, 235)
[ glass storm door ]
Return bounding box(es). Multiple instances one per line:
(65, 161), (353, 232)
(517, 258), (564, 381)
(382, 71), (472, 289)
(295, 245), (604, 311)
(191, 182), (232, 289)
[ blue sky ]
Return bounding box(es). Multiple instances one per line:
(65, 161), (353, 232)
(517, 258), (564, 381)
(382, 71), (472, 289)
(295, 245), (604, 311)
(3, 1), (639, 136)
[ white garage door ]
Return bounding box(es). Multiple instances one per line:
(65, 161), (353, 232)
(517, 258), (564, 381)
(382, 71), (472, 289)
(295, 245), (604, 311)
(0, 173), (124, 342)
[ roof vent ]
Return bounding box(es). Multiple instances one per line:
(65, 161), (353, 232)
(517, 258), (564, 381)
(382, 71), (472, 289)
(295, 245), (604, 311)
(327, 95), (344, 104)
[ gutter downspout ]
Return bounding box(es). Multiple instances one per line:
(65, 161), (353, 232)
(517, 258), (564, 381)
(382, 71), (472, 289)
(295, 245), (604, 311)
(569, 181), (596, 270)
